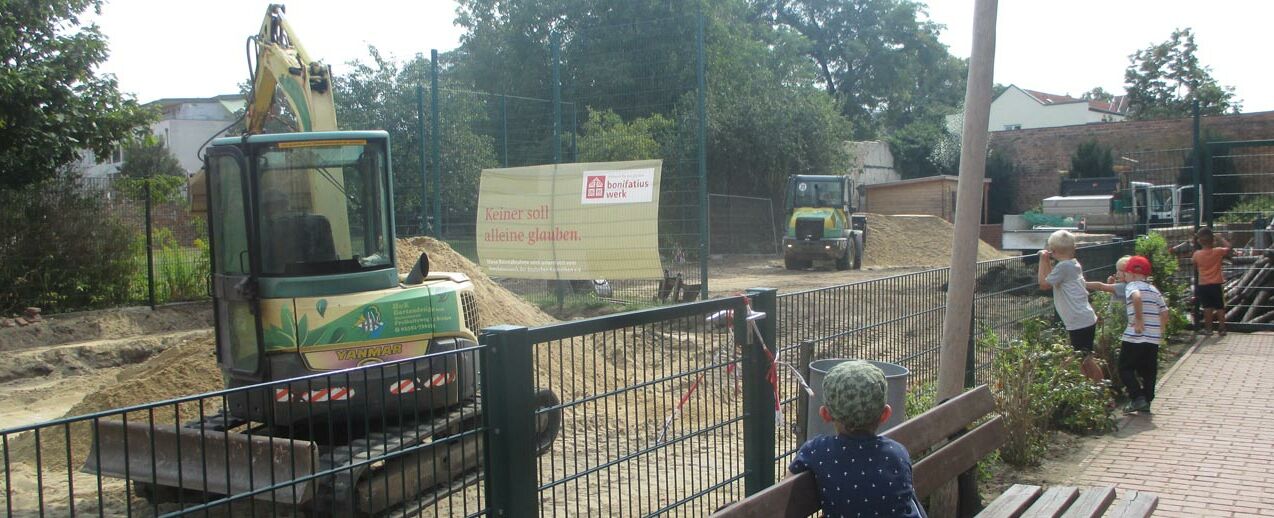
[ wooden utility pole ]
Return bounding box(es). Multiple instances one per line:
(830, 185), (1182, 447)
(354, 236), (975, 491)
(938, 0), (998, 402)
(932, 2), (998, 516)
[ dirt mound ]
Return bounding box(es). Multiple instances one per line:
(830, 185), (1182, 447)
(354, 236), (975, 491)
(863, 214), (1003, 268)
(397, 237), (555, 328)
(0, 303), (212, 352)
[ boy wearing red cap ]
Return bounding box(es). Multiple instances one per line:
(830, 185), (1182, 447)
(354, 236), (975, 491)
(1120, 255), (1168, 414)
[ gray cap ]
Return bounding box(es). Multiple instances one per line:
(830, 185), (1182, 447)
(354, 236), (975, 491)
(822, 360), (887, 431)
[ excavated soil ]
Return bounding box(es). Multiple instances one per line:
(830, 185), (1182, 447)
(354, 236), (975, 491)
(863, 213), (1003, 267)
(397, 236), (555, 329)
(0, 303), (211, 352)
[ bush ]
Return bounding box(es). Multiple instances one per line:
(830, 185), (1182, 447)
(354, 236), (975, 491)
(1136, 232), (1190, 340)
(1217, 195), (1274, 224)
(0, 178), (139, 313)
(988, 320), (1114, 466)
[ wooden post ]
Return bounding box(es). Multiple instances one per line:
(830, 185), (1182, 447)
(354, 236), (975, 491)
(935, 0), (998, 516)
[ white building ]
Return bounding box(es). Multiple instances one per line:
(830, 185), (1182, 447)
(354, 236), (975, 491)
(845, 140), (901, 209)
(986, 85), (1127, 131)
(76, 94), (245, 178)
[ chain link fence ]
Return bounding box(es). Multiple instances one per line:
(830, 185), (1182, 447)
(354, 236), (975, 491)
(0, 175), (209, 316)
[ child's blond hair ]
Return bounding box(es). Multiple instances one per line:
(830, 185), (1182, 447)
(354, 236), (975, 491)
(1116, 255), (1131, 272)
(1047, 230), (1077, 253)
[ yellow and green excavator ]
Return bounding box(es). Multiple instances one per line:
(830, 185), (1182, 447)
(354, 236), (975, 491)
(87, 5), (559, 514)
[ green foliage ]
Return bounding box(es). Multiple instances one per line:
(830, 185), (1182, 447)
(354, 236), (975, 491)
(1070, 141), (1114, 179)
(1135, 233), (1190, 340)
(1218, 195), (1274, 224)
(985, 151), (1018, 223)
(334, 47), (499, 231)
(760, 0), (967, 140)
(988, 321), (1114, 467)
(130, 228), (210, 304)
(576, 110), (674, 162)
(0, 0), (155, 190)
(0, 178), (138, 313)
(905, 382), (936, 418)
(1124, 28), (1240, 120)
(114, 175), (187, 205)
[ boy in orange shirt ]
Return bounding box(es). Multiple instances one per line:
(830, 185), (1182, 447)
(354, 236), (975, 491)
(1192, 228), (1232, 336)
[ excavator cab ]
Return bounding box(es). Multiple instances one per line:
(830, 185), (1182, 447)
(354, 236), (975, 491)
(203, 130), (481, 428)
(206, 131), (396, 378)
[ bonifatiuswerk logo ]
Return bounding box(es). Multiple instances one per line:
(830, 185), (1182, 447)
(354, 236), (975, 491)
(585, 175), (606, 199)
(355, 305), (384, 337)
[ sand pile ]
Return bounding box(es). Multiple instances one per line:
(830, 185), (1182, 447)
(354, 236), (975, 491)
(863, 214), (1003, 267)
(397, 237), (555, 329)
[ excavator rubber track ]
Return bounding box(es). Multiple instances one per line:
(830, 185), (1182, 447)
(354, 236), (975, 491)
(85, 399), (487, 515)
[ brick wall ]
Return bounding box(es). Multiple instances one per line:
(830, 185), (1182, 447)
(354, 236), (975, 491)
(990, 110), (1274, 212)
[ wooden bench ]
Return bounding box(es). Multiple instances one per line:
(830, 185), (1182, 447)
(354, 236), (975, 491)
(711, 384), (1005, 518)
(977, 484), (1157, 518)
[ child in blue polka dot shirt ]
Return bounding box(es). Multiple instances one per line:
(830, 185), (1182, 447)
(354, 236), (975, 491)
(789, 360), (924, 517)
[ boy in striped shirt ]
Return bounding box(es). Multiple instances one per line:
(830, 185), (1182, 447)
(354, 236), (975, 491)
(1119, 256), (1169, 414)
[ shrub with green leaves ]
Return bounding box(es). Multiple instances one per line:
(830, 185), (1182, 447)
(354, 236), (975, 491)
(1217, 195), (1274, 225)
(0, 178), (139, 313)
(987, 320), (1115, 466)
(1136, 232), (1190, 340)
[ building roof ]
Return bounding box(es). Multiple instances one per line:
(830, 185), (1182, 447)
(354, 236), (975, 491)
(864, 175), (991, 189)
(1018, 87), (1128, 115)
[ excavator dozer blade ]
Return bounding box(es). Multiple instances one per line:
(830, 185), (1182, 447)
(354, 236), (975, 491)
(83, 419), (319, 504)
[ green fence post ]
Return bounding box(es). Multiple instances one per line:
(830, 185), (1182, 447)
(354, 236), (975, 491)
(1191, 99), (1202, 229)
(430, 49), (442, 238)
(480, 325), (539, 517)
(743, 288), (777, 495)
(552, 33), (562, 165)
(501, 95), (509, 167)
(417, 83), (429, 235)
(696, 10), (710, 299)
(964, 310), (978, 388)
(144, 179), (155, 308)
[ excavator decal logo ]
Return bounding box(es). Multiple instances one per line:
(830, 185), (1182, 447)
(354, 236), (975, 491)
(355, 305), (384, 337)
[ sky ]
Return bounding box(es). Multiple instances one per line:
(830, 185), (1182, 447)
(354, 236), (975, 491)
(89, 0), (1274, 112)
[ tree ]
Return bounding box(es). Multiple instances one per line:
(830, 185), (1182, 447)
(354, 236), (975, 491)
(1081, 87), (1114, 103)
(759, 0), (967, 152)
(1124, 28), (1240, 120)
(115, 137), (187, 204)
(575, 109), (674, 163)
(335, 47), (499, 233)
(0, 0), (154, 190)
(1070, 140), (1114, 179)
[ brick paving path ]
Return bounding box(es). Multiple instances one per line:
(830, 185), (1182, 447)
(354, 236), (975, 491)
(1064, 333), (1274, 517)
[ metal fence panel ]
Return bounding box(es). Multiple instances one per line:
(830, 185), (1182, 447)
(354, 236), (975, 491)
(1206, 140), (1274, 330)
(528, 296), (749, 516)
(0, 348), (487, 517)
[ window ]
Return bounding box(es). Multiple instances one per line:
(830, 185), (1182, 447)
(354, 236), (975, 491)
(1003, 124), (1022, 131)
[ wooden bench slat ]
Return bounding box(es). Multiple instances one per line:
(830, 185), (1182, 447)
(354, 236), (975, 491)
(884, 384), (995, 457)
(1020, 486), (1079, 518)
(707, 472), (819, 518)
(912, 415), (1006, 498)
(976, 484), (1043, 518)
(1057, 486), (1117, 518)
(1103, 490), (1158, 518)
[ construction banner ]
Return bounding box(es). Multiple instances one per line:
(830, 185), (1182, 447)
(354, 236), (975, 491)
(476, 160), (663, 280)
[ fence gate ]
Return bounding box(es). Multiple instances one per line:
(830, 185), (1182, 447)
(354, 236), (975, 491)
(1204, 139), (1274, 330)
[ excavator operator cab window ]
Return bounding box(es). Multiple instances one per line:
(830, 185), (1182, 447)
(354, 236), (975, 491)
(255, 139), (392, 276)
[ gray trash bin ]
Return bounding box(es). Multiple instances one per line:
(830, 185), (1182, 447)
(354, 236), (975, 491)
(805, 359), (909, 439)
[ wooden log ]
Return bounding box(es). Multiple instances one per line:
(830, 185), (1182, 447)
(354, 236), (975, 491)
(1244, 290), (1273, 322)
(1227, 304), (1246, 322)
(1253, 309), (1274, 324)
(1239, 265), (1274, 301)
